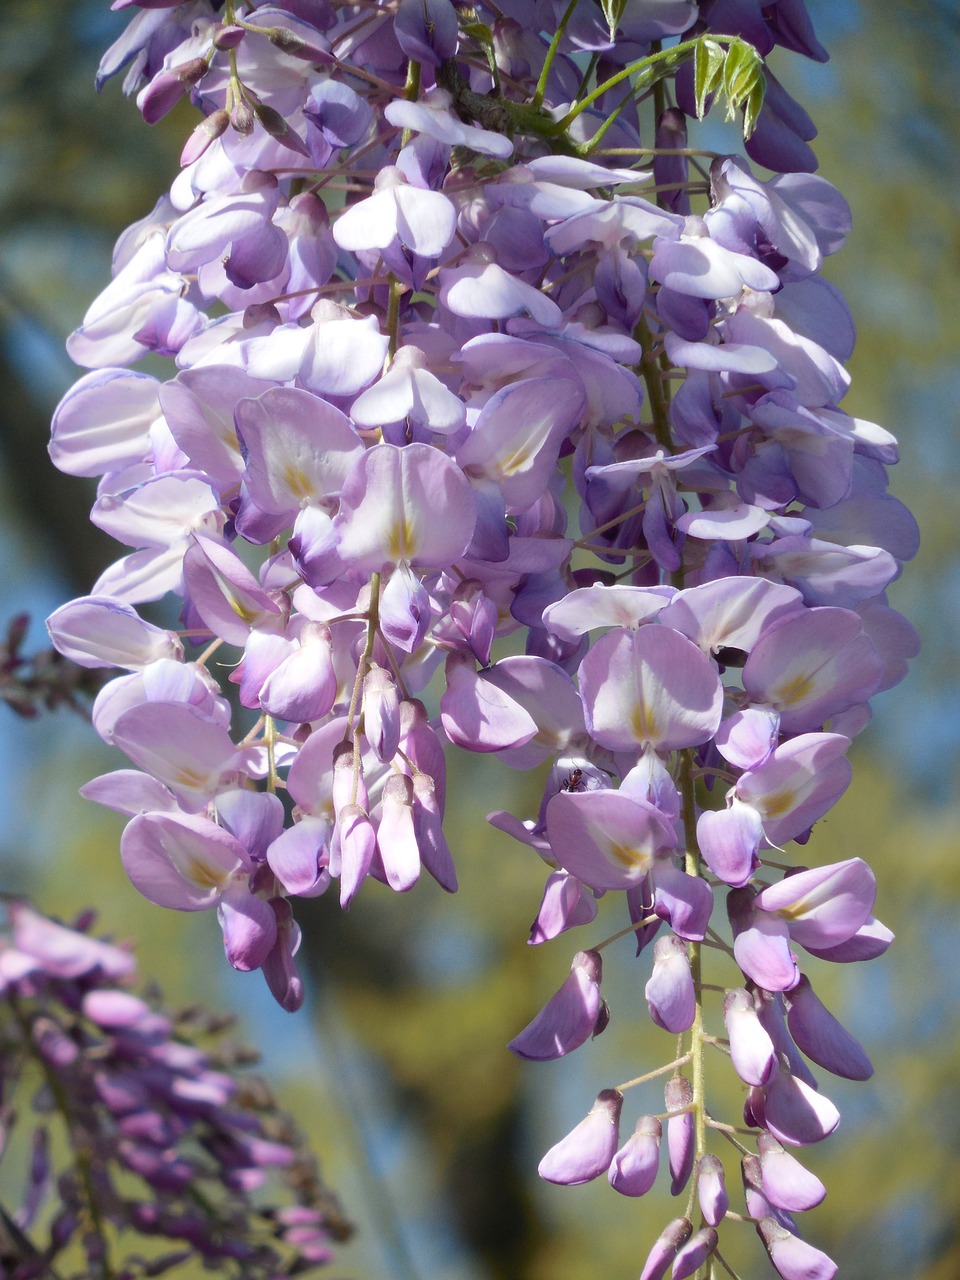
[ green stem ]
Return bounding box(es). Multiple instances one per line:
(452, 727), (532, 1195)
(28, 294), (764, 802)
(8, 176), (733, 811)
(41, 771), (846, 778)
(635, 312), (673, 451)
(531, 0), (579, 111)
(679, 750), (710, 1276)
(551, 36), (733, 134)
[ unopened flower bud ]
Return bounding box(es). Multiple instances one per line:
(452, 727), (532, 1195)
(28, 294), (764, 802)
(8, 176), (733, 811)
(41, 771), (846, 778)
(508, 949), (603, 1062)
(757, 1217), (837, 1280)
(378, 774), (420, 892)
(665, 1075), (694, 1195)
(231, 101), (256, 136)
(672, 1226), (718, 1279)
(363, 665), (401, 762)
(608, 1115), (661, 1197)
(696, 1153), (728, 1226)
(645, 934), (695, 1033)
(180, 109), (230, 166)
(757, 1133), (826, 1211)
(639, 1218), (692, 1280)
(538, 1089), (622, 1185)
(213, 23), (246, 50)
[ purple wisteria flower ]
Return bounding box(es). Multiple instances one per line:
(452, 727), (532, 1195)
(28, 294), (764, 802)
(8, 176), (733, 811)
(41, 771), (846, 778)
(0, 898), (347, 1278)
(46, 2), (917, 1276)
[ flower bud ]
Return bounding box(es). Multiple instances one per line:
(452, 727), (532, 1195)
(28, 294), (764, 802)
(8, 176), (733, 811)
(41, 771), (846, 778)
(672, 1226), (718, 1279)
(695, 1154), (728, 1226)
(665, 1075), (694, 1195)
(509, 949), (603, 1062)
(608, 1115), (661, 1197)
(213, 23), (245, 50)
(639, 1218), (692, 1280)
(757, 1217), (837, 1280)
(645, 934), (695, 1033)
(180, 109), (230, 167)
(538, 1089), (622, 1185)
(377, 774), (421, 892)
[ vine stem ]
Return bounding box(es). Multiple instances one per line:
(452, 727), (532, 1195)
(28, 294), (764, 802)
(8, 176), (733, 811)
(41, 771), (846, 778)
(680, 750), (709, 1275)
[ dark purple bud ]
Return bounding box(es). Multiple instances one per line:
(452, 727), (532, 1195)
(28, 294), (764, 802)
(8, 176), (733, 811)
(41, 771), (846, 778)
(394, 0), (459, 67)
(538, 1089), (622, 1185)
(32, 1016), (79, 1068)
(654, 108), (690, 215)
(665, 1075), (694, 1195)
(252, 103), (311, 156)
(785, 974), (874, 1080)
(180, 109), (230, 166)
(696, 1153), (728, 1226)
(672, 1226), (718, 1278)
(231, 101), (256, 135)
(213, 23), (246, 50)
(757, 1217), (837, 1280)
(639, 1218), (692, 1280)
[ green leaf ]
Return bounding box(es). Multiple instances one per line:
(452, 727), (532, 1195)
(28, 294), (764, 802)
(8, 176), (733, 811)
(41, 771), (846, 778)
(600, 0), (629, 39)
(721, 38), (765, 125)
(741, 74), (766, 139)
(462, 21), (494, 46)
(693, 37), (725, 120)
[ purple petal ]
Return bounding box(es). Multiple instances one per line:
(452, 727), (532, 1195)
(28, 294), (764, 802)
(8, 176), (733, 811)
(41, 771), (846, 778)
(755, 859), (876, 952)
(755, 1071), (840, 1146)
(665, 1075), (694, 1195)
(785, 974), (873, 1080)
(697, 801), (762, 888)
(672, 1226), (718, 1279)
(757, 1133), (826, 1212)
(546, 789), (676, 891)
(120, 811), (252, 910)
(579, 626), (723, 752)
(218, 887), (278, 971)
(509, 950), (602, 1061)
(639, 1219), (692, 1280)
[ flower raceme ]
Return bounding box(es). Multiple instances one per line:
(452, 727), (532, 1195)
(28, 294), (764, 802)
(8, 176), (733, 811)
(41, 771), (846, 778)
(47, 1), (918, 1276)
(0, 899), (346, 1277)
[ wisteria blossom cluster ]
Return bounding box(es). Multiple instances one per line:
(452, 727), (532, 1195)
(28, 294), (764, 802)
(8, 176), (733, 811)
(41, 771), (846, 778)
(46, 1), (919, 1276)
(0, 898), (347, 1278)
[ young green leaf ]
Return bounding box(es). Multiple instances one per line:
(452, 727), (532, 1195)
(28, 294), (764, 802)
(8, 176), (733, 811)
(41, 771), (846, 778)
(694, 37), (725, 120)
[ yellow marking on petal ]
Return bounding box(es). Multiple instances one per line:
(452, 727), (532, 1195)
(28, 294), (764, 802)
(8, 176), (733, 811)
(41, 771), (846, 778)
(211, 572), (264, 623)
(630, 699), (658, 743)
(776, 672), (815, 707)
(174, 766), (209, 789)
(185, 857), (228, 891)
(498, 443), (534, 477)
(282, 463), (313, 502)
(760, 787), (795, 820)
(607, 841), (652, 872)
(388, 517), (416, 561)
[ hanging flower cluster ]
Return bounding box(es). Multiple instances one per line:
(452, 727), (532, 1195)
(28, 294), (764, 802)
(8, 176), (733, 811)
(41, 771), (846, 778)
(47, 1), (919, 1276)
(0, 898), (348, 1278)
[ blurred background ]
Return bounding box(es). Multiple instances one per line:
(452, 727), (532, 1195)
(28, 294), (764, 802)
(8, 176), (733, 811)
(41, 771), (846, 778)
(0, 2), (958, 1277)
